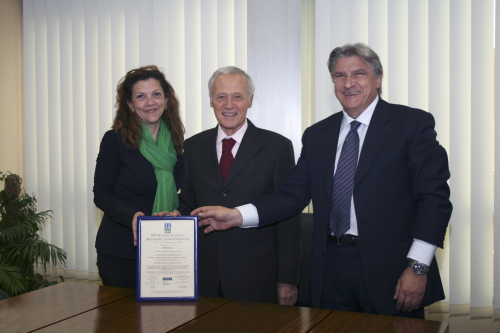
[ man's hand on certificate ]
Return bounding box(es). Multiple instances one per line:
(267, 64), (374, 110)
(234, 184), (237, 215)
(191, 206), (244, 234)
(153, 210), (181, 217)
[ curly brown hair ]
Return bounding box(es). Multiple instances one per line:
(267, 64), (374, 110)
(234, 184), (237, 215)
(112, 65), (184, 154)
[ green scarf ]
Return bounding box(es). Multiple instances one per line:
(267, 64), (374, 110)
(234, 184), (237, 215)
(139, 120), (179, 213)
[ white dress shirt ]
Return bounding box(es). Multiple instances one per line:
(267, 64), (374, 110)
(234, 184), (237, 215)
(237, 96), (436, 266)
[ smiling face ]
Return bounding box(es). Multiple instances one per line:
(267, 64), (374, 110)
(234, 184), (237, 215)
(210, 74), (253, 136)
(332, 56), (382, 119)
(127, 78), (168, 132)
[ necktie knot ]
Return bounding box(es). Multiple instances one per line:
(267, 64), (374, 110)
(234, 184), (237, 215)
(350, 121), (361, 132)
(222, 138), (236, 153)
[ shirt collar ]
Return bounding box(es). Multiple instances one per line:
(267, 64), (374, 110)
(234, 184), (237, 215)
(341, 95), (379, 130)
(217, 118), (248, 145)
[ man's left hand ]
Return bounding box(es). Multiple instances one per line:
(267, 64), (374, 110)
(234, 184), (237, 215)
(394, 267), (427, 312)
(277, 283), (297, 306)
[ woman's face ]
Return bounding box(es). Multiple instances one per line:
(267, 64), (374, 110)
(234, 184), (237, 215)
(127, 78), (168, 129)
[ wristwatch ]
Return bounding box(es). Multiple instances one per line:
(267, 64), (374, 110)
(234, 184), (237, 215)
(408, 260), (429, 275)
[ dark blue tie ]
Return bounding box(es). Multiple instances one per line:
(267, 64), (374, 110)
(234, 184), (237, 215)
(329, 121), (361, 237)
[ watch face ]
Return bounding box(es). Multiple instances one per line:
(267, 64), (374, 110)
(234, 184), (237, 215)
(411, 262), (428, 275)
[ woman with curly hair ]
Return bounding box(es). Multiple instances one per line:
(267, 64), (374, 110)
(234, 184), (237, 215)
(93, 65), (184, 289)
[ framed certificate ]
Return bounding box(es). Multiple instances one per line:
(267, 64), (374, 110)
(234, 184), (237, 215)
(136, 216), (198, 302)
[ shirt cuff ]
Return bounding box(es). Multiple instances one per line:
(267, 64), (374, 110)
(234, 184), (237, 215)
(406, 239), (437, 266)
(236, 204), (259, 228)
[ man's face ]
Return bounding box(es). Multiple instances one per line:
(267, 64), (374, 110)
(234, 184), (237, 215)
(332, 56), (382, 119)
(211, 74), (253, 136)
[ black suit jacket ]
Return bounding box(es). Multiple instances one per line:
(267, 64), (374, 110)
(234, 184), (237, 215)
(178, 120), (302, 303)
(253, 99), (452, 314)
(94, 129), (182, 260)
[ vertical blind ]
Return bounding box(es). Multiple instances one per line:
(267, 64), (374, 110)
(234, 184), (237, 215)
(22, 0), (303, 283)
(23, 0), (498, 319)
(23, 0), (251, 281)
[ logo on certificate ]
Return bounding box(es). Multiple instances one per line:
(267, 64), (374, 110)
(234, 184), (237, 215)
(165, 223), (171, 233)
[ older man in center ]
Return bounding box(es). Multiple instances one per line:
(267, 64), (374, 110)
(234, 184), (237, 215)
(171, 66), (302, 305)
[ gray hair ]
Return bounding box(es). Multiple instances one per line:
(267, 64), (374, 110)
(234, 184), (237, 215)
(327, 43), (383, 95)
(208, 66), (255, 101)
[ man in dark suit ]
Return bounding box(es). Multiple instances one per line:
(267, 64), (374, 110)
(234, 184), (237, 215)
(167, 66), (302, 305)
(193, 44), (452, 318)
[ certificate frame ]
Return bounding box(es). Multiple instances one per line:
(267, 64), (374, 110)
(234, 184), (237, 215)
(136, 216), (198, 302)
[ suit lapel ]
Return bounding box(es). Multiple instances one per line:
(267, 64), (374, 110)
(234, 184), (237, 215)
(199, 127), (224, 187)
(223, 120), (262, 187)
(319, 113), (343, 199)
(355, 99), (392, 186)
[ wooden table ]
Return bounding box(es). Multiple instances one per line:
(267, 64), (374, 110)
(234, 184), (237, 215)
(0, 282), (448, 333)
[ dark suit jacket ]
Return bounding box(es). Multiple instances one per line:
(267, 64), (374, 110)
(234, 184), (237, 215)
(94, 129), (182, 260)
(253, 99), (452, 314)
(178, 120), (302, 303)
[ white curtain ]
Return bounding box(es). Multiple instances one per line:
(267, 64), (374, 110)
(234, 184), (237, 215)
(22, 0), (303, 282)
(24, 0), (499, 320)
(23, 0), (251, 281)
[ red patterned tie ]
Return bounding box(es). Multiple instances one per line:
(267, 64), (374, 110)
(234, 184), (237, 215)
(220, 138), (236, 182)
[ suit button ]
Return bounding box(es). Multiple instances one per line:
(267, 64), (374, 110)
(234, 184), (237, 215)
(321, 251), (324, 257)
(221, 192), (226, 197)
(323, 223), (327, 229)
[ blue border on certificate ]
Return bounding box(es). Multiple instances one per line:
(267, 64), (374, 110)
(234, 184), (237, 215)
(136, 216), (198, 302)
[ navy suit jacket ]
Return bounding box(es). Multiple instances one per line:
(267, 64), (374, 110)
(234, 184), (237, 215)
(253, 99), (452, 314)
(178, 120), (302, 303)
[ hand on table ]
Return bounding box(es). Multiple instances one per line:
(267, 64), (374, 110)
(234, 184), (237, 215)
(277, 283), (298, 306)
(191, 206), (243, 234)
(394, 267), (427, 312)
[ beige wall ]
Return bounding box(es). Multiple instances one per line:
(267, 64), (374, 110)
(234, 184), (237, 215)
(0, 0), (24, 183)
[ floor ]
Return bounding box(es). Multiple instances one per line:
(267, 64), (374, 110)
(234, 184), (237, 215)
(60, 277), (103, 286)
(425, 312), (500, 333)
